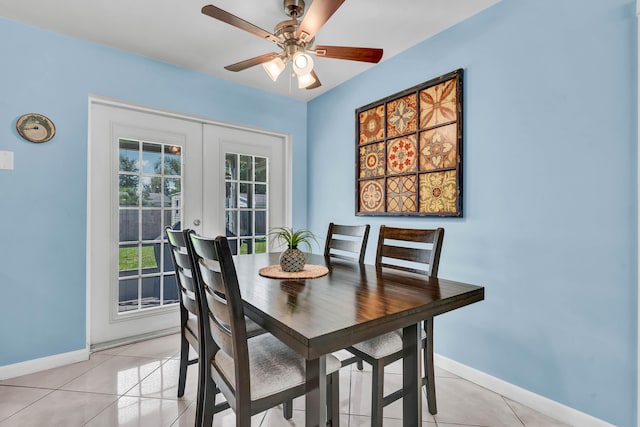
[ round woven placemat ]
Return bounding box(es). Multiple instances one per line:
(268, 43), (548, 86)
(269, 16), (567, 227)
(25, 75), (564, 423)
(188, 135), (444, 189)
(258, 264), (329, 279)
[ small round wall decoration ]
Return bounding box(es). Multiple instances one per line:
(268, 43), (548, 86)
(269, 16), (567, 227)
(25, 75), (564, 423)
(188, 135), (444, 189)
(16, 113), (56, 143)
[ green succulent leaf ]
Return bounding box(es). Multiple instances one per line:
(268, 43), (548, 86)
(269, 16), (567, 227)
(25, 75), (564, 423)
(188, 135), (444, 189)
(268, 226), (318, 252)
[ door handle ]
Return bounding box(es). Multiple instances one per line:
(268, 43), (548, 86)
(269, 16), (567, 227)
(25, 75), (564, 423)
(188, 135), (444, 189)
(193, 219), (201, 226)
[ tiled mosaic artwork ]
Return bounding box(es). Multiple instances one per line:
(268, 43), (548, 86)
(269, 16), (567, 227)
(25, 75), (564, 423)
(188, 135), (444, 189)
(356, 69), (463, 216)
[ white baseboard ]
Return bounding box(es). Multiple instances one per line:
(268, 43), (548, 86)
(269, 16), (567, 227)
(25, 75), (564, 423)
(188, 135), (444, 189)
(0, 328), (179, 381)
(90, 327), (179, 352)
(0, 348), (90, 380)
(434, 354), (615, 427)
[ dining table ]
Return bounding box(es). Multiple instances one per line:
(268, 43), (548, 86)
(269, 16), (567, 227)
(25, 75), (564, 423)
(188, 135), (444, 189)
(233, 252), (484, 427)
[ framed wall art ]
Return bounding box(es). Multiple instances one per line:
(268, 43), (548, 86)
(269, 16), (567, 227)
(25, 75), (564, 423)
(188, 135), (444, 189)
(356, 69), (463, 217)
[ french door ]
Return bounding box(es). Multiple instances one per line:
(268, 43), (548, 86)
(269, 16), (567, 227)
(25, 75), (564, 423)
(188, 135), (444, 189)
(88, 99), (290, 347)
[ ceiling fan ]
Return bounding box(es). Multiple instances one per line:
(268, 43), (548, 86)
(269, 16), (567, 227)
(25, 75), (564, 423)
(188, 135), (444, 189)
(201, 0), (384, 89)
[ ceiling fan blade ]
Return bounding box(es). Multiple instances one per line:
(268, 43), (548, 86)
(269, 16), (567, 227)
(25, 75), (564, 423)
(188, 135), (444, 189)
(306, 71), (322, 90)
(295, 0), (346, 42)
(314, 46), (383, 63)
(224, 53), (279, 72)
(202, 5), (280, 44)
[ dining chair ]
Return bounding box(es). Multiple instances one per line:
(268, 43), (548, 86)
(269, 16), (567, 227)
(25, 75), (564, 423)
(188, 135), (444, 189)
(166, 226), (268, 426)
(323, 223), (370, 370)
(188, 232), (342, 427)
(346, 225), (444, 426)
(324, 222), (371, 263)
(165, 226), (207, 426)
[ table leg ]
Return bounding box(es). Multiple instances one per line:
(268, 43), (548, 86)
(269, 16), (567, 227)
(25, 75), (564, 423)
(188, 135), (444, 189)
(305, 355), (327, 427)
(402, 323), (422, 427)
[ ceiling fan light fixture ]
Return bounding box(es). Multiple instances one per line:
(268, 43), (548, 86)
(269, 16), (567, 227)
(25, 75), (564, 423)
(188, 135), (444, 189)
(297, 71), (317, 89)
(262, 56), (287, 81)
(292, 52), (313, 76)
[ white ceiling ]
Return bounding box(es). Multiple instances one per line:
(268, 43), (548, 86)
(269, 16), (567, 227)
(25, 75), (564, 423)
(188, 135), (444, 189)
(1, 0), (499, 101)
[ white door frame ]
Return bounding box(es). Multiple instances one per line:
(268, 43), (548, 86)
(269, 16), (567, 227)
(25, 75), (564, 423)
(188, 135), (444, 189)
(86, 95), (292, 349)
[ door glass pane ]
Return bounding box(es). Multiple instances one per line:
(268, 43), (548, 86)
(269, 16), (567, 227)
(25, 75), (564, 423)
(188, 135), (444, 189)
(239, 155), (252, 181)
(118, 139), (181, 315)
(163, 275), (178, 305)
(240, 239), (253, 255)
(164, 178), (181, 207)
(141, 243), (159, 274)
(119, 140), (139, 172)
(226, 182), (237, 208)
(119, 244), (139, 276)
(142, 142), (162, 174)
(255, 237), (267, 254)
(226, 211), (237, 237)
(141, 177), (162, 207)
(119, 175), (139, 207)
(255, 184), (266, 209)
(227, 239), (238, 255)
(119, 210), (139, 242)
(225, 153), (237, 180)
(240, 211), (253, 237)
(225, 153), (268, 255)
(141, 210), (162, 241)
(161, 242), (174, 273)
(164, 146), (181, 176)
(141, 277), (161, 309)
(255, 157), (267, 182)
(118, 278), (139, 312)
(255, 211), (266, 236)
(240, 183), (252, 208)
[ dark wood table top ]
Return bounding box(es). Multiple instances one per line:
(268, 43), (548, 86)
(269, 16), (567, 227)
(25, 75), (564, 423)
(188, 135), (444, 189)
(234, 253), (484, 359)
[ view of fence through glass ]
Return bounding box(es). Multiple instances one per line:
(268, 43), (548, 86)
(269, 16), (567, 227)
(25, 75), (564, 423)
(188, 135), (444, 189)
(118, 139), (182, 313)
(225, 153), (268, 255)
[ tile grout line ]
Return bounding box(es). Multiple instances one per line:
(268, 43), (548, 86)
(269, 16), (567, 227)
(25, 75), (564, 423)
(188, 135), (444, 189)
(0, 386), (55, 424)
(502, 396), (527, 427)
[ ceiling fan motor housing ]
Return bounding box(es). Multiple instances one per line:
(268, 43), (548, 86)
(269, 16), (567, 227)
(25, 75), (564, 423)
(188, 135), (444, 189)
(283, 0), (305, 18)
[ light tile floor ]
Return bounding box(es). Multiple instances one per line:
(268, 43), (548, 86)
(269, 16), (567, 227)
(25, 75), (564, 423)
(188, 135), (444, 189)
(0, 334), (570, 426)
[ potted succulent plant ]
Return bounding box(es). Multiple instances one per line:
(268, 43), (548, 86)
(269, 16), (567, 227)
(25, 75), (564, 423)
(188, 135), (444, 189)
(268, 226), (318, 272)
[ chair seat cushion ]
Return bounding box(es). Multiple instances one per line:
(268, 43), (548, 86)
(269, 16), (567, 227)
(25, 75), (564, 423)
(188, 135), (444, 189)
(351, 327), (426, 359)
(215, 334), (341, 401)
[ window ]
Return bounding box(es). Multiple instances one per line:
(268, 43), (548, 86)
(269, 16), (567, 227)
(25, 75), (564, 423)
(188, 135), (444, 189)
(118, 139), (182, 313)
(224, 153), (268, 255)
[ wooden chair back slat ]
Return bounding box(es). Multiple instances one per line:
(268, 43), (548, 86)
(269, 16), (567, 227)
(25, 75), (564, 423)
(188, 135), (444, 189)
(205, 293), (235, 357)
(375, 225), (444, 277)
(332, 224), (369, 237)
(177, 270), (200, 314)
(174, 255), (196, 294)
(165, 227), (201, 320)
(197, 261), (226, 296)
(324, 222), (370, 264)
(380, 246), (432, 264)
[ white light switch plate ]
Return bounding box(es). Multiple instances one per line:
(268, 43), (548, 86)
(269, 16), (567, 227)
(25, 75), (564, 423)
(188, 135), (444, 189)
(0, 151), (14, 170)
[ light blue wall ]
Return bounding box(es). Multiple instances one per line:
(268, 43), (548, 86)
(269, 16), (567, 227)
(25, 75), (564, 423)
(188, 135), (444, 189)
(0, 18), (307, 365)
(307, 0), (637, 426)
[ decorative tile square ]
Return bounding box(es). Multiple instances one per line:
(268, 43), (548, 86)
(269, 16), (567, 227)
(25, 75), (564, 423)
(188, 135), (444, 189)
(359, 105), (385, 144)
(419, 171), (458, 214)
(359, 142), (385, 178)
(359, 179), (385, 213)
(419, 78), (457, 129)
(386, 94), (417, 138)
(387, 176), (417, 213)
(386, 135), (417, 175)
(419, 123), (457, 171)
